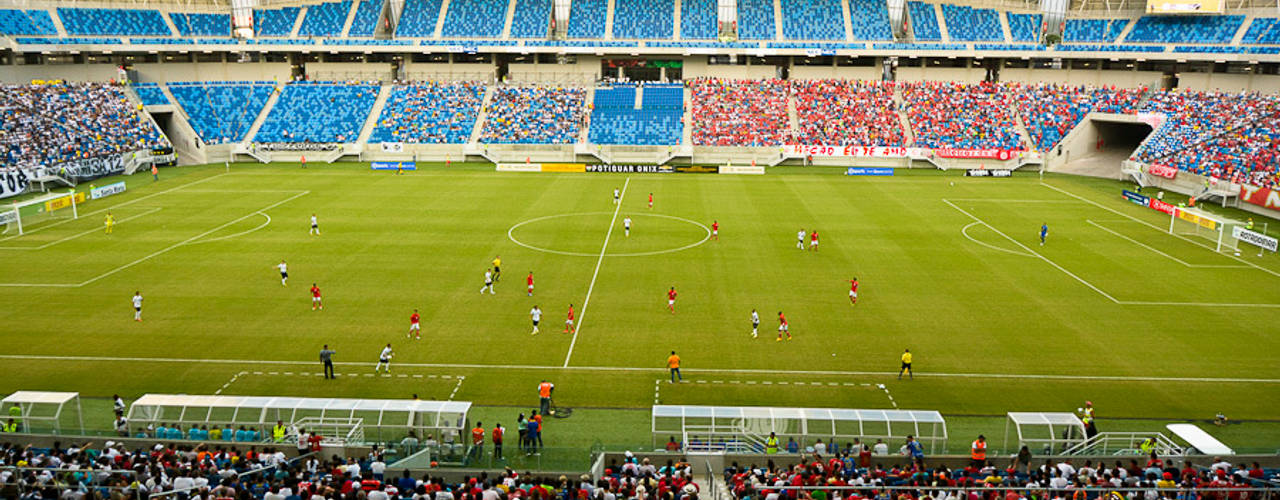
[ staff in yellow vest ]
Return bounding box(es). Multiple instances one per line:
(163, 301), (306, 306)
(765, 432), (779, 454)
(2, 418), (16, 433)
(273, 420), (287, 443)
(970, 435), (987, 468)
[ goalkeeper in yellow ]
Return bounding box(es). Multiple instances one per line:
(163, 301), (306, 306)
(104, 213), (115, 234)
(898, 349), (913, 380)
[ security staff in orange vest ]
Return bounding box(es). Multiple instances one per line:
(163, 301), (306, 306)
(970, 434), (987, 468)
(538, 380), (554, 417)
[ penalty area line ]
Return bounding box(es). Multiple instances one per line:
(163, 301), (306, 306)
(563, 176), (629, 368)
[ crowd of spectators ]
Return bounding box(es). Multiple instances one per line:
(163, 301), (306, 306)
(1009, 83), (1143, 151)
(791, 80), (905, 147)
(689, 78), (790, 146)
(902, 81), (1024, 150)
(370, 82), (486, 144)
(479, 86), (586, 144)
(1144, 109), (1280, 189)
(0, 82), (168, 170)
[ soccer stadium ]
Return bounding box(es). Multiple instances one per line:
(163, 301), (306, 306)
(2, 0), (1280, 496)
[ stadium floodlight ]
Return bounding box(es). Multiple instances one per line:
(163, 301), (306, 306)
(2, 189), (81, 236)
(1168, 206), (1244, 254)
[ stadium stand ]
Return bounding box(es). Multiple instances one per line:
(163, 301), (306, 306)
(613, 0), (675, 38)
(168, 82), (275, 145)
(689, 79), (790, 146)
(1132, 91), (1280, 188)
(347, 0), (385, 36)
(0, 83), (168, 169)
(737, 0), (777, 40)
(1007, 13), (1041, 42)
(1156, 111), (1280, 188)
(849, 0), (894, 40)
(680, 0), (717, 39)
(395, 0), (446, 36)
(906, 2), (942, 41)
(902, 81), (1024, 150)
(1011, 83), (1143, 151)
(368, 82), (485, 144)
(568, 0), (608, 38)
(169, 12), (231, 36)
(1062, 18), (1129, 43)
(298, 0), (353, 37)
(56, 7), (172, 36)
(940, 3), (1002, 41)
(588, 85), (684, 145)
(254, 7), (303, 36)
(1241, 17), (1280, 44)
(255, 82), (379, 143)
(479, 86), (586, 144)
(442, 0), (511, 38)
(132, 83), (171, 106)
(792, 80), (905, 147)
(0, 9), (58, 35)
(1125, 15), (1244, 44)
(780, 0), (846, 40)
(510, 0), (553, 37)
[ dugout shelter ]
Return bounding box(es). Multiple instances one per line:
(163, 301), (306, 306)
(652, 405), (948, 453)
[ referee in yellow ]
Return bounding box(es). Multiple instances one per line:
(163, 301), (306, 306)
(898, 349), (913, 380)
(104, 212), (115, 234)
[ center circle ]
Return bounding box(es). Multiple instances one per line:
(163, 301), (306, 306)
(507, 212), (711, 257)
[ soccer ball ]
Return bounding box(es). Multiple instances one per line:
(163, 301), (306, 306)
(950, 182), (954, 186)
(1234, 251), (1241, 256)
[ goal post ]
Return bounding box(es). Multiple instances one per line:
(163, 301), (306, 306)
(2, 190), (82, 236)
(1168, 206), (1243, 253)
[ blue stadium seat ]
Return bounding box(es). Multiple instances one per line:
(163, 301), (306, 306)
(1240, 17), (1280, 44)
(442, 0), (510, 37)
(906, 2), (941, 41)
(298, 0), (353, 37)
(0, 9), (57, 35)
(780, 0), (845, 40)
(849, 0), (892, 40)
(1006, 12), (1041, 42)
(347, 0), (385, 36)
(613, 0), (674, 38)
(395, 0), (445, 36)
(170, 12), (230, 36)
(132, 83), (170, 106)
(941, 3), (1001, 41)
(737, 0), (777, 40)
(681, 0), (717, 39)
(254, 7), (302, 36)
(1126, 15), (1243, 44)
(510, 0), (552, 37)
(57, 8), (172, 36)
(169, 82), (275, 145)
(256, 83), (378, 143)
(589, 86), (683, 146)
(567, 0), (607, 38)
(369, 83), (484, 144)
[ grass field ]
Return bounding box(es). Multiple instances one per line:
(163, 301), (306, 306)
(1, 162), (1278, 460)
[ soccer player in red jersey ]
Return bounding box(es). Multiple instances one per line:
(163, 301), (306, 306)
(310, 284), (323, 311)
(648, 193), (653, 209)
(776, 311), (791, 341)
(667, 287), (678, 314)
(409, 309), (421, 339)
(526, 272), (534, 296)
(810, 230), (819, 251)
(711, 221), (719, 241)
(848, 278), (859, 305)
(564, 304), (575, 334)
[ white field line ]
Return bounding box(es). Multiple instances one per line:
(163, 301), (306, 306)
(0, 191), (309, 288)
(186, 212), (271, 245)
(0, 207), (162, 251)
(0, 172), (228, 242)
(1086, 220), (1249, 269)
(945, 198), (1083, 203)
(960, 221), (1034, 257)
(215, 370), (466, 399)
(943, 199), (1121, 304)
(654, 379), (897, 407)
(1039, 181), (1280, 279)
(562, 176), (629, 367)
(3, 353), (1276, 383)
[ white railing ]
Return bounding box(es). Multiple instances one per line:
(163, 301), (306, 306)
(294, 416), (364, 446)
(1060, 432), (1183, 456)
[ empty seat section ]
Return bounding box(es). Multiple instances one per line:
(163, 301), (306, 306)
(849, 0), (893, 41)
(737, 0), (777, 40)
(57, 8), (172, 36)
(442, 0), (510, 37)
(589, 86), (683, 145)
(347, 0), (386, 36)
(780, 0), (845, 40)
(568, 0), (607, 38)
(170, 13), (231, 36)
(681, 0), (717, 39)
(255, 83), (379, 143)
(1006, 13), (1041, 42)
(255, 7), (302, 36)
(299, 0), (353, 37)
(1126, 15), (1243, 43)
(169, 83), (274, 145)
(0, 9), (57, 35)
(1242, 17), (1280, 44)
(613, 0), (674, 38)
(510, 0), (553, 37)
(132, 84), (170, 106)
(941, 3), (1001, 41)
(906, 2), (941, 41)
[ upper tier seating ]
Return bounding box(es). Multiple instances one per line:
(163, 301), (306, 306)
(347, 0), (385, 36)
(1011, 83), (1143, 151)
(792, 80), (905, 147)
(689, 78), (790, 146)
(255, 82), (378, 143)
(907, 2), (942, 41)
(170, 13), (231, 36)
(1007, 13), (1041, 42)
(902, 81), (1023, 150)
(850, 0), (894, 40)
(396, 0), (446, 36)
(255, 7), (302, 36)
(0, 83), (168, 169)
(568, 0), (608, 38)
(0, 9), (56, 35)
(511, 0), (553, 37)
(443, 0), (510, 37)
(298, 0), (353, 37)
(613, 0), (674, 38)
(940, 3), (1002, 41)
(737, 0), (777, 40)
(479, 86), (586, 144)
(781, 0), (845, 40)
(681, 0), (717, 39)
(1240, 17), (1280, 44)
(57, 8), (171, 36)
(1062, 18), (1129, 42)
(368, 82), (485, 144)
(168, 82), (274, 145)
(132, 83), (170, 106)
(588, 86), (683, 145)
(1126, 15), (1244, 44)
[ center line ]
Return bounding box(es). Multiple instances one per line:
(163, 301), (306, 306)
(563, 176), (630, 367)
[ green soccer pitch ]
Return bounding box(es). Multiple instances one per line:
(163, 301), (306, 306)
(1, 162), (1278, 455)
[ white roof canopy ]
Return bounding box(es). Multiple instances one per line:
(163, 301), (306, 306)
(2, 391), (80, 405)
(1166, 424), (1234, 456)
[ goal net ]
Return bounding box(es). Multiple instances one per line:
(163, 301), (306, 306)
(1168, 206), (1242, 253)
(2, 190), (82, 236)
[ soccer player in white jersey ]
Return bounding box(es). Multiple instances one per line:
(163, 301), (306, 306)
(613, 188), (620, 204)
(480, 269), (495, 294)
(309, 214), (320, 236)
(797, 229), (807, 250)
(375, 344), (393, 373)
(530, 305), (542, 335)
(276, 260), (288, 286)
(623, 216), (632, 237)
(750, 309), (759, 338)
(132, 291), (144, 322)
